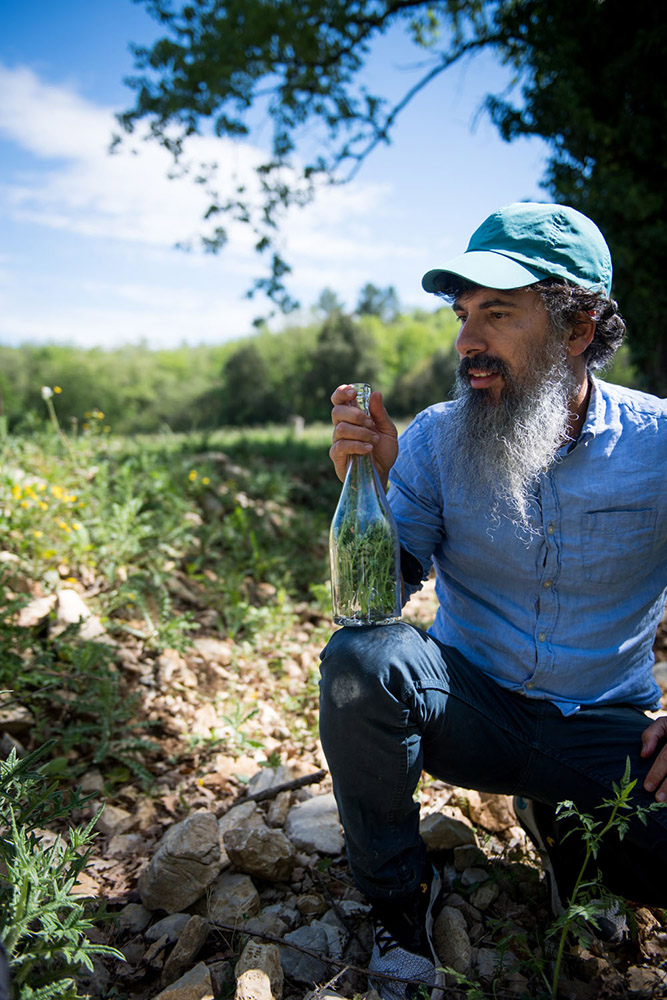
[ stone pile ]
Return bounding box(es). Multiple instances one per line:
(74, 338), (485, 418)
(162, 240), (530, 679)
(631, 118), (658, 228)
(80, 763), (667, 1000)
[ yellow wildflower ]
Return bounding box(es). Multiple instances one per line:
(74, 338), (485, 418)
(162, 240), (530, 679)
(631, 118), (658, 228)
(38, 501), (48, 511)
(20, 500), (30, 509)
(188, 470), (198, 482)
(202, 477), (211, 486)
(51, 485), (64, 499)
(33, 530), (43, 539)
(57, 520), (71, 533)
(72, 522), (82, 531)
(54, 386), (62, 394)
(11, 485), (21, 499)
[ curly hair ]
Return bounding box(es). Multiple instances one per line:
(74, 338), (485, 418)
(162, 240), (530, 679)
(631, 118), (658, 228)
(532, 279), (626, 373)
(436, 276), (626, 373)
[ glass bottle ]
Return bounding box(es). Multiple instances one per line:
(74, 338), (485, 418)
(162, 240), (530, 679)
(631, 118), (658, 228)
(329, 383), (402, 626)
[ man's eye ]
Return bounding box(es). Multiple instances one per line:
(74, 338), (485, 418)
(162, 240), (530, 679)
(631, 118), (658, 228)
(490, 311), (507, 320)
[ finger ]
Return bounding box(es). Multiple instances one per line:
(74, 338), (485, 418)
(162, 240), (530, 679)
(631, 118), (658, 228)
(332, 403), (376, 430)
(330, 384), (357, 407)
(641, 718), (667, 758)
(332, 419), (379, 446)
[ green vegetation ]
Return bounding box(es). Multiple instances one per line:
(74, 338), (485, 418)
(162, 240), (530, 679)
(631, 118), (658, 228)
(0, 301), (461, 434)
(0, 743), (123, 998)
(0, 301), (645, 440)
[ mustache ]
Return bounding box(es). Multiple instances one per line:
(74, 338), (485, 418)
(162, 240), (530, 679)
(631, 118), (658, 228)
(458, 354), (512, 379)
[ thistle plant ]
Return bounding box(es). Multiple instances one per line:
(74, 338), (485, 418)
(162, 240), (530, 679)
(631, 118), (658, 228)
(0, 742), (123, 998)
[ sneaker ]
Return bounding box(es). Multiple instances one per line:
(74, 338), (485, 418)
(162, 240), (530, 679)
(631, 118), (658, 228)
(513, 795), (627, 943)
(368, 865), (446, 1000)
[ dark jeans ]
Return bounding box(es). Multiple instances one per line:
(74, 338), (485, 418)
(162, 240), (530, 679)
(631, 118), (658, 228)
(319, 622), (667, 906)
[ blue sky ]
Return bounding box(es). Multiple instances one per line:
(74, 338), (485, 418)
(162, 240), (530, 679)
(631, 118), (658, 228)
(0, 0), (551, 349)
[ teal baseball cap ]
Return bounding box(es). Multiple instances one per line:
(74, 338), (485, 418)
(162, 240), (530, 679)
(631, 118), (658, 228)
(422, 202), (613, 297)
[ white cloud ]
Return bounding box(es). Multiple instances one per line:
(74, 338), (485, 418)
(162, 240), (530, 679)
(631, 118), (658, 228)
(0, 61), (436, 347)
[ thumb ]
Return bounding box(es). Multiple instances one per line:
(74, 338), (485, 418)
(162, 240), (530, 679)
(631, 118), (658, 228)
(368, 391), (396, 434)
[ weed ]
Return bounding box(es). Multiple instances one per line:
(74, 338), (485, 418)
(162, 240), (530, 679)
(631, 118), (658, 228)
(0, 742), (124, 997)
(546, 757), (665, 998)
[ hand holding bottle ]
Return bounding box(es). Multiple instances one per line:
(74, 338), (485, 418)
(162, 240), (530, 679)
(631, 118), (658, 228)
(329, 384), (399, 487)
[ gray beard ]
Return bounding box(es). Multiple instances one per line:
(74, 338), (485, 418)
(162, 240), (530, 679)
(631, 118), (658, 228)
(446, 342), (579, 532)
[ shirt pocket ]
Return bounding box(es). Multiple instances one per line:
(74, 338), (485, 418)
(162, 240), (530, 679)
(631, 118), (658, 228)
(581, 508), (658, 584)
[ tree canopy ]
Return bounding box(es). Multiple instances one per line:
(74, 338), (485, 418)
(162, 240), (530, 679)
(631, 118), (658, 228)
(119, 0), (667, 391)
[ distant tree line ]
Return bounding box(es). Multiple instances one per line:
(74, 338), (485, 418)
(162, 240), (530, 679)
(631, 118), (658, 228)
(0, 283), (640, 436)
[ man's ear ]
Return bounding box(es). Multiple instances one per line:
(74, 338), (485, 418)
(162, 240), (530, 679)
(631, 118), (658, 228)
(567, 311), (596, 357)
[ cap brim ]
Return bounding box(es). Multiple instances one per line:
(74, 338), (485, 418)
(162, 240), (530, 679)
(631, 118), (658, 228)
(422, 250), (550, 294)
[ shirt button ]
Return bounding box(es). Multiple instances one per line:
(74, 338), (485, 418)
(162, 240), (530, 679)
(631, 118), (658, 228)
(543, 579), (552, 589)
(538, 632), (546, 642)
(526, 681), (535, 689)
(547, 524), (555, 535)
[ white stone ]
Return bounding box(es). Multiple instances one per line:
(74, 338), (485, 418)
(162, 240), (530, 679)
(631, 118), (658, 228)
(284, 794), (344, 855)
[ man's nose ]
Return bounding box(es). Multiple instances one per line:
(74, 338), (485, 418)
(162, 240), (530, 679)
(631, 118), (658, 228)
(455, 316), (487, 357)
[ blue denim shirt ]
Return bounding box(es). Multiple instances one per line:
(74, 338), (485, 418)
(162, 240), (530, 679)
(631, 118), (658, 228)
(388, 377), (667, 715)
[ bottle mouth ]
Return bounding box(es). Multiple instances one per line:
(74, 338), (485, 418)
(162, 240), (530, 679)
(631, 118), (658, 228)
(350, 382), (371, 414)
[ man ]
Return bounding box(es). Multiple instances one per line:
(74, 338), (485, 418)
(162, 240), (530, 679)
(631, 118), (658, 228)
(320, 203), (667, 999)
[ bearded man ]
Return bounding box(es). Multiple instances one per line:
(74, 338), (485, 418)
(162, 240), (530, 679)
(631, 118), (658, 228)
(320, 203), (667, 1000)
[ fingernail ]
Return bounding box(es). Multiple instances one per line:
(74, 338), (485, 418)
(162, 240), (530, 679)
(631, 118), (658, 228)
(658, 792), (667, 802)
(645, 781), (655, 791)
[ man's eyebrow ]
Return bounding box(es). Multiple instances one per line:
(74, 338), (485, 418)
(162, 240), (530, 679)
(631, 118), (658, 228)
(452, 296), (519, 311)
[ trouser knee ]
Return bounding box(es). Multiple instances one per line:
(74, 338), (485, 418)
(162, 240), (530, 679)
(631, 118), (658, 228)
(319, 622), (420, 713)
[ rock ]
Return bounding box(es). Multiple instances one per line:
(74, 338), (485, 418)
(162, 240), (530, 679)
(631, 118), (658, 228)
(79, 769), (105, 794)
(139, 812), (221, 913)
(195, 871), (261, 926)
(267, 791), (292, 828)
(223, 826), (295, 882)
(246, 765), (294, 797)
(192, 636), (233, 666)
(235, 941), (283, 1000)
(54, 589), (107, 640)
(116, 902), (153, 935)
(0, 732), (26, 758)
(284, 794), (344, 855)
(17, 594), (57, 628)
(161, 915), (209, 986)
(242, 911), (289, 944)
(95, 804), (134, 837)
(466, 792), (516, 832)
(151, 962), (214, 1000)
(156, 649), (188, 686)
(108, 833), (147, 857)
(470, 880), (500, 911)
(460, 868), (489, 888)
(433, 905), (472, 974)
(280, 919), (345, 983)
(147, 914), (192, 944)
(0, 703), (35, 734)
(296, 893), (328, 918)
(419, 812), (477, 850)
(453, 845), (488, 872)
(444, 893), (483, 928)
(626, 965), (667, 996)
